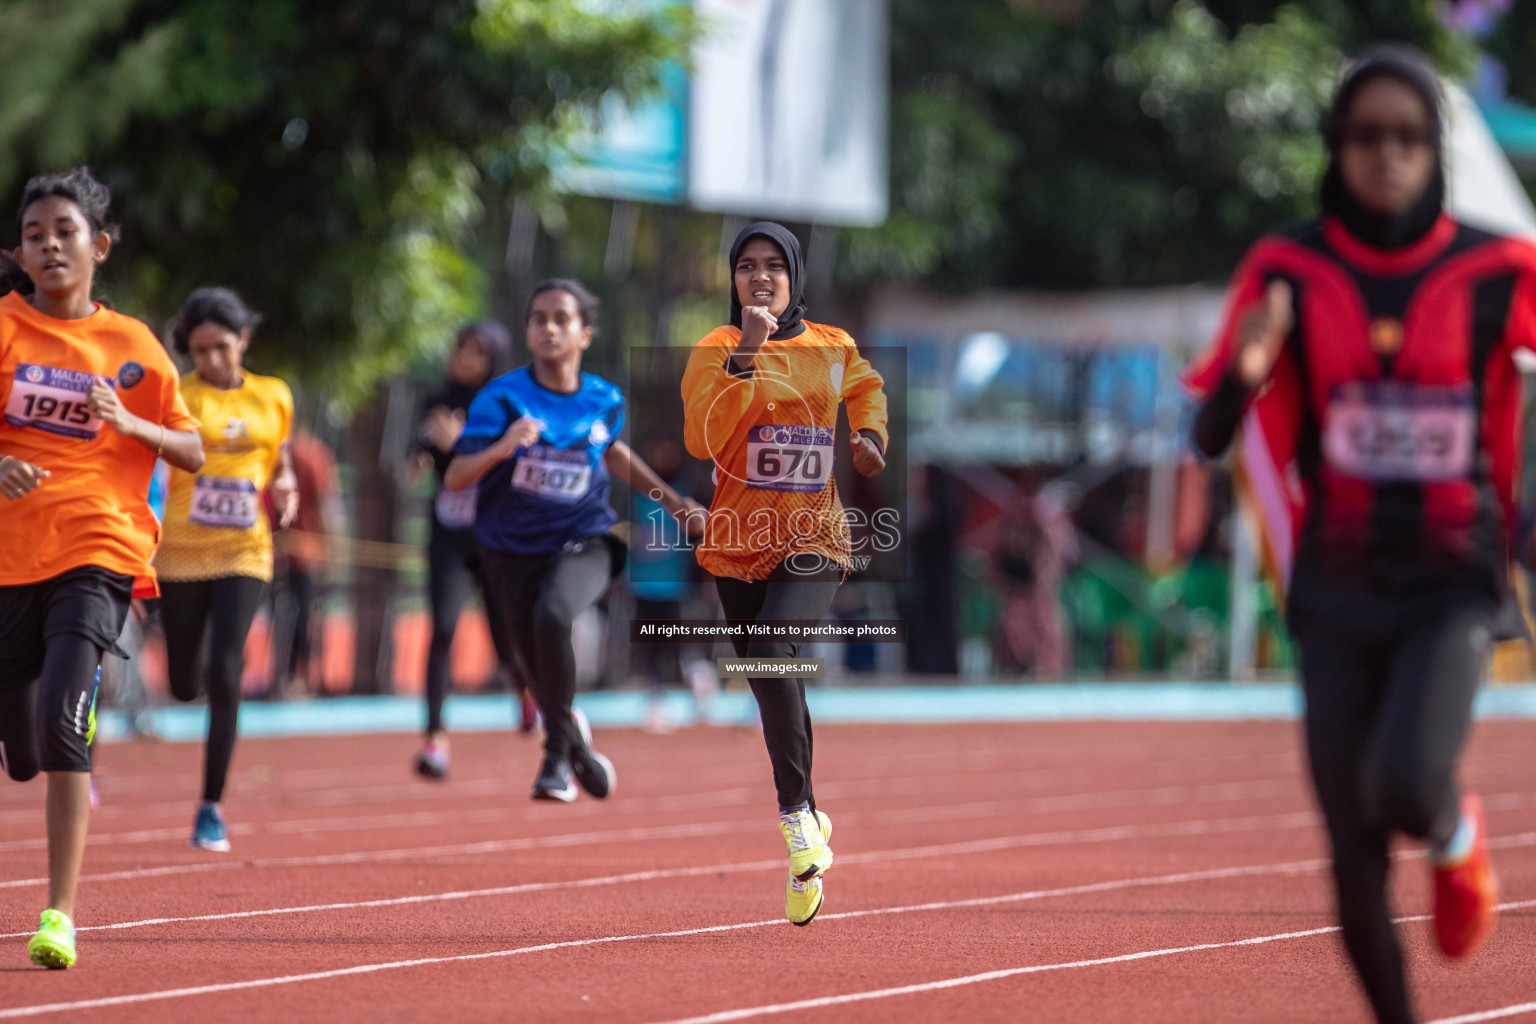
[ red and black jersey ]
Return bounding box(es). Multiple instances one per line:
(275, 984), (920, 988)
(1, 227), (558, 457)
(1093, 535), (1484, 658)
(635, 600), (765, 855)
(1185, 214), (1536, 593)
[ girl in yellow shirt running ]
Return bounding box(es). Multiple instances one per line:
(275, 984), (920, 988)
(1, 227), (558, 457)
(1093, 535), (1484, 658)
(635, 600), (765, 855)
(156, 287), (296, 852)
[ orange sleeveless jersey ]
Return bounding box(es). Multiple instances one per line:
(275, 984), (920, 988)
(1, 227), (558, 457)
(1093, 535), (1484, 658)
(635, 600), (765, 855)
(0, 291), (199, 592)
(682, 320), (888, 580)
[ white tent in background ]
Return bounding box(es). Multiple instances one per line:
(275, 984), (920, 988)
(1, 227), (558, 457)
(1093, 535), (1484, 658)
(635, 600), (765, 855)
(1446, 81), (1536, 238)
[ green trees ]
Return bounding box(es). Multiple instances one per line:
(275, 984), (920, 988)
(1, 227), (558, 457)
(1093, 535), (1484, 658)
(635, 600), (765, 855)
(0, 0), (690, 397)
(842, 0), (1465, 292)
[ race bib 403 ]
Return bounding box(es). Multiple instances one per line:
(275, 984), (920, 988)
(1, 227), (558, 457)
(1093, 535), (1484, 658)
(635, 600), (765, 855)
(1323, 382), (1474, 482)
(190, 476), (260, 530)
(511, 446), (593, 503)
(746, 424), (834, 493)
(5, 364), (105, 440)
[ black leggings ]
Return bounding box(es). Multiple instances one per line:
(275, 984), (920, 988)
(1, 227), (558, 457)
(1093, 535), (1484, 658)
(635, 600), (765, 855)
(714, 560), (842, 812)
(424, 527), (518, 735)
(1293, 582), (1494, 1024)
(160, 576), (267, 803)
(481, 537), (618, 760)
(0, 567), (130, 778)
(0, 634), (103, 780)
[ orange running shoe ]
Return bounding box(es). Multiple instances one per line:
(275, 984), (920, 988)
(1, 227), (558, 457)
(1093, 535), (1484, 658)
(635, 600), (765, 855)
(1433, 792), (1498, 959)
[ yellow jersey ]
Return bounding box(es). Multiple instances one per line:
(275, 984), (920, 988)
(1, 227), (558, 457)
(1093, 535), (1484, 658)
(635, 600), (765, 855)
(156, 370), (293, 582)
(682, 320), (888, 581)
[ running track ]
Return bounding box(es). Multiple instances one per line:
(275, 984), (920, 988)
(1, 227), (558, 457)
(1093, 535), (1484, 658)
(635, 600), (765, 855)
(2, 721), (1534, 1022)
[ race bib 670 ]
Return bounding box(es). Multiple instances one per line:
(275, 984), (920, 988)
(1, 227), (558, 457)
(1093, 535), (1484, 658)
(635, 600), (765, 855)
(746, 424), (834, 493)
(1323, 382), (1474, 482)
(5, 364), (105, 440)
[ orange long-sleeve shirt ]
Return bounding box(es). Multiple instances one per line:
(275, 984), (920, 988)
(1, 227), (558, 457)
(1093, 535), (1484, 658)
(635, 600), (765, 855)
(682, 320), (888, 580)
(0, 291), (199, 592)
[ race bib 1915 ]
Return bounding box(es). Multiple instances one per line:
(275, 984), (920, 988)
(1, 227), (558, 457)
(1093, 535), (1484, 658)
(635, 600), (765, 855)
(1323, 382), (1474, 482)
(190, 475), (260, 530)
(745, 424), (834, 493)
(4, 364), (105, 440)
(511, 446), (593, 503)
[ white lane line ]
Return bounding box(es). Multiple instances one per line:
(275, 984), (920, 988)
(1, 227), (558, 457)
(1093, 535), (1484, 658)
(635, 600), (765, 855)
(9, 769), (1529, 856)
(1430, 1002), (1536, 1024)
(639, 898), (1536, 1024)
(0, 775), (1300, 854)
(0, 806), (1321, 893)
(0, 847), (1331, 940)
(6, 885), (1529, 1021)
(0, 860), (1343, 1019)
(0, 820), (752, 890)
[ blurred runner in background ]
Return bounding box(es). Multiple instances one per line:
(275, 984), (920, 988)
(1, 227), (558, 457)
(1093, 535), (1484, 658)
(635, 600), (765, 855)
(157, 287), (295, 853)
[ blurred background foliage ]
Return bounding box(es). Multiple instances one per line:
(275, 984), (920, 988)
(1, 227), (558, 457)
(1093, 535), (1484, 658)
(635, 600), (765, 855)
(0, 0), (1472, 392)
(0, 0), (692, 404)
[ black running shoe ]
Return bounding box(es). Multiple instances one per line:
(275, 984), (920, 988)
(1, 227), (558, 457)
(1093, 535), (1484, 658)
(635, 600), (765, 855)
(569, 708), (616, 799)
(531, 754), (577, 802)
(571, 744), (615, 799)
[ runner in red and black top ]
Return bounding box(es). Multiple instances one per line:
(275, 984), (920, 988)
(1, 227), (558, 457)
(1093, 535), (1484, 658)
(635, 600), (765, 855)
(1186, 48), (1536, 1024)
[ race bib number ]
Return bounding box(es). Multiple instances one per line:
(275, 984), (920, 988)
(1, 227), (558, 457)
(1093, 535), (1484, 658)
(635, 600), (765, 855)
(4, 364), (104, 440)
(511, 446), (593, 503)
(1323, 382), (1474, 482)
(746, 424), (834, 493)
(190, 476), (260, 530)
(434, 486), (478, 529)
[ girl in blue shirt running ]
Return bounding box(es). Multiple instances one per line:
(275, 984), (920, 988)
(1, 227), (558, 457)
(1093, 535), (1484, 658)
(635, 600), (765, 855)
(446, 279), (702, 800)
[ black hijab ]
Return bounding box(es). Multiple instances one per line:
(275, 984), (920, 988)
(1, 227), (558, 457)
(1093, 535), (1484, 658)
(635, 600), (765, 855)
(727, 221), (807, 340)
(440, 319), (514, 409)
(1319, 45), (1446, 250)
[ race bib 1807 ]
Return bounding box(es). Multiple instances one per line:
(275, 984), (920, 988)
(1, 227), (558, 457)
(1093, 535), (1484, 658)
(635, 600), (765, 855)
(1323, 381), (1475, 482)
(4, 364), (106, 440)
(511, 446), (593, 503)
(190, 475), (260, 530)
(745, 424), (834, 493)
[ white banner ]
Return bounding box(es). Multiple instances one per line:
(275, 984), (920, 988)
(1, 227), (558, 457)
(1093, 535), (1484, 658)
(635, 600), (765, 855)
(689, 0), (889, 225)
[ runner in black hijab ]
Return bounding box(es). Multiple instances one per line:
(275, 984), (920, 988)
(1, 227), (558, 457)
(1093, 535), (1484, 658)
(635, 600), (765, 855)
(728, 221), (807, 340)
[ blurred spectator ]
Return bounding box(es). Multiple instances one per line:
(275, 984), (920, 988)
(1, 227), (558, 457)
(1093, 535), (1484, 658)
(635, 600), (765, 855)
(992, 487), (1077, 677)
(268, 428), (340, 696)
(627, 438), (714, 731)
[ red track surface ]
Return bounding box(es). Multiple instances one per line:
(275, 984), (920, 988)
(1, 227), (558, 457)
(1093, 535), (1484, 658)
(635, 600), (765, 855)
(2, 720), (1534, 1022)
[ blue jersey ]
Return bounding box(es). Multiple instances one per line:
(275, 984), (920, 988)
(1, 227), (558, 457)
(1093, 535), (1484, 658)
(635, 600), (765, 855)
(453, 366), (624, 554)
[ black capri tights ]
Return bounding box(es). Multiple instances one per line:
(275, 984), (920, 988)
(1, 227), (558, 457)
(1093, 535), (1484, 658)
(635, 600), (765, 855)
(1294, 583), (1495, 1024)
(0, 566), (129, 779)
(481, 536), (619, 763)
(160, 576), (267, 804)
(0, 634), (103, 780)
(714, 558), (842, 813)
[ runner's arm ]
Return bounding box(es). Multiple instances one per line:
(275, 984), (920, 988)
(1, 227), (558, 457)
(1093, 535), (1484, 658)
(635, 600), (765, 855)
(445, 386), (533, 491)
(271, 445), (299, 528)
(1184, 251), (1289, 459)
(841, 344), (889, 455)
(605, 440), (702, 524)
(682, 336), (756, 462)
(444, 417), (543, 491)
(1191, 373), (1253, 458)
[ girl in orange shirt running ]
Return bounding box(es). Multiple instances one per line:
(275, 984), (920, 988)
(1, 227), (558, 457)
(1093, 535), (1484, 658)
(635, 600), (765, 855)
(0, 168), (203, 968)
(681, 222), (889, 926)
